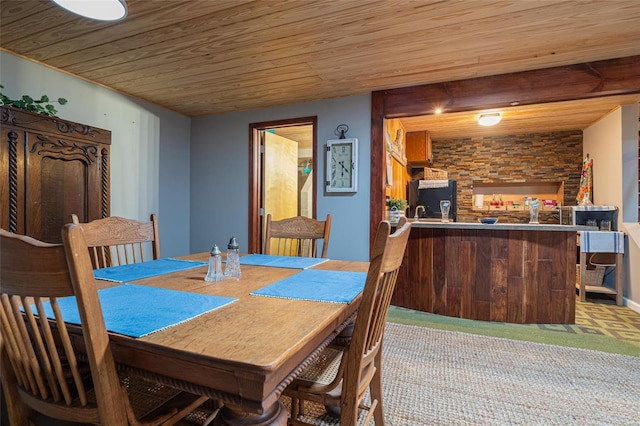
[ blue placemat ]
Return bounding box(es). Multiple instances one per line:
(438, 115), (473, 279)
(239, 254), (329, 269)
(94, 258), (206, 282)
(251, 269), (367, 303)
(38, 284), (237, 338)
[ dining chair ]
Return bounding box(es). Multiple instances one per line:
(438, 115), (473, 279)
(283, 216), (412, 426)
(264, 214), (331, 258)
(71, 213), (161, 269)
(0, 227), (215, 426)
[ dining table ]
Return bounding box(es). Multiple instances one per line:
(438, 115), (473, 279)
(77, 253), (369, 426)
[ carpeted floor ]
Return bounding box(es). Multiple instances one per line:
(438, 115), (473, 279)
(11, 299), (640, 425)
(288, 322), (640, 426)
(386, 297), (640, 357)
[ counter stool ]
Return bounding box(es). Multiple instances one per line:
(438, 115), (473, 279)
(578, 231), (625, 305)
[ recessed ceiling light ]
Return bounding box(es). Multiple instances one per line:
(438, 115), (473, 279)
(478, 113), (501, 126)
(52, 0), (128, 21)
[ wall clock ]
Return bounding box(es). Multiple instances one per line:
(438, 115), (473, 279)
(325, 138), (358, 192)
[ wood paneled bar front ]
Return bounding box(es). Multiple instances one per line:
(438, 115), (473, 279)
(392, 221), (594, 324)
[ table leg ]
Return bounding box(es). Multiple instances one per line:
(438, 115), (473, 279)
(213, 400), (287, 426)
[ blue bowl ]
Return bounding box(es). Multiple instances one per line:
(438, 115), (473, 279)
(478, 217), (499, 224)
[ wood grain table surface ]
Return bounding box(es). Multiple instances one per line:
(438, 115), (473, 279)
(93, 253), (368, 425)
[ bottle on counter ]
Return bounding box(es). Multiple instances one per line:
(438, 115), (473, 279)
(204, 244), (224, 282)
(224, 236), (241, 279)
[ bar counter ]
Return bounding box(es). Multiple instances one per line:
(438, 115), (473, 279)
(392, 219), (595, 324)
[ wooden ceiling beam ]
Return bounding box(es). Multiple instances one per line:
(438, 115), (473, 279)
(378, 55), (640, 119)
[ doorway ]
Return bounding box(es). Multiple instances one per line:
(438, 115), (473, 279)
(248, 116), (317, 253)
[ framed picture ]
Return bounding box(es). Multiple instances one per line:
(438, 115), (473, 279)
(325, 138), (358, 193)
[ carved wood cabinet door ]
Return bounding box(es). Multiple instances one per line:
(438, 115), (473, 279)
(1, 106), (111, 243)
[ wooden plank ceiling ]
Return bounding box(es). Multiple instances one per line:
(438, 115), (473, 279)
(1, 0), (639, 140)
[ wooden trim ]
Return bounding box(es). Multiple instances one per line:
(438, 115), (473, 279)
(370, 56), (640, 247)
(249, 126), (261, 254)
(370, 91), (386, 253)
(380, 56), (640, 118)
(248, 116), (318, 254)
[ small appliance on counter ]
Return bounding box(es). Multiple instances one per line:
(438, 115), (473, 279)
(408, 179), (457, 221)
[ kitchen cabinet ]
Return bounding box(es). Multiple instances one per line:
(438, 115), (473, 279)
(1, 106), (110, 243)
(405, 130), (432, 165)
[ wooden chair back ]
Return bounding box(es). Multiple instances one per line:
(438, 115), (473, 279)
(71, 214), (161, 269)
(0, 227), (132, 425)
(1, 227), (212, 425)
(284, 217), (411, 425)
(341, 216), (411, 425)
(264, 214), (331, 258)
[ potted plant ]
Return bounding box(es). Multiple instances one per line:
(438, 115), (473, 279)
(387, 197), (408, 221)
(0, 85), (67, 117)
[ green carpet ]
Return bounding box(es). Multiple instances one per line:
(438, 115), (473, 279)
(387, 305), (640, 357)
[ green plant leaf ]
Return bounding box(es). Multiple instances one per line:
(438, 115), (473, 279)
(0, 86), (67, 117)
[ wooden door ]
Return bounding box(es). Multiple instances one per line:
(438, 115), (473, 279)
(262, 132), (298, 252)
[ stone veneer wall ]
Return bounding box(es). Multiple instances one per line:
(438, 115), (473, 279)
(430, 130), (583, 224)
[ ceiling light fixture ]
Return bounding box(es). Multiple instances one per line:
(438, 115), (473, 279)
(478, 113), (501, 126)
(52, 0), (128, 21)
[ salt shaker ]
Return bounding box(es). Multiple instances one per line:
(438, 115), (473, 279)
(204, 244), (224, 282)
(224, 236), (241, 279)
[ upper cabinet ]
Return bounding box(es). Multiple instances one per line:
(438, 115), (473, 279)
(1, 106), (111, 243)
(405, 130), (432, 165)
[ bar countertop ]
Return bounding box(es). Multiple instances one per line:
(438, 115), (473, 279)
(404, 219), (597, 232)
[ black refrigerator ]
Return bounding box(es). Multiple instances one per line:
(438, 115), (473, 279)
(407, 180), (457, 221)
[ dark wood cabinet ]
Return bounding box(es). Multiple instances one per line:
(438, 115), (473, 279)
(1, 106), (110, 243)
(405, 130), (432, 164)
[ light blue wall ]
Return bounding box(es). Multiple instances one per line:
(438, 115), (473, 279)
(190, 95), (372, 261)
(1, 52), (372, 261)
(0, 52), (191, 257)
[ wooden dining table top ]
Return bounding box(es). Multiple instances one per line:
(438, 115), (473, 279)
(92, 253), (369, 419)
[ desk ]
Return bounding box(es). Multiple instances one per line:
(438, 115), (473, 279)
(86, 253), (367, 426)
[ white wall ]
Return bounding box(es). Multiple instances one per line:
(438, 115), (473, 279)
(620, 104), (640, 309)
(1, 52), (191, 257)
(190, 95), (372, 261)
(583, 104), (640, 310)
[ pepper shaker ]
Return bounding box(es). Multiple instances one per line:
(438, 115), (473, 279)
(224, 236), (241, 279)
(204, 244), (224, 282)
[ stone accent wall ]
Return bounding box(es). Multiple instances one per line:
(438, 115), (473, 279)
(431, 130), (583, 224)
